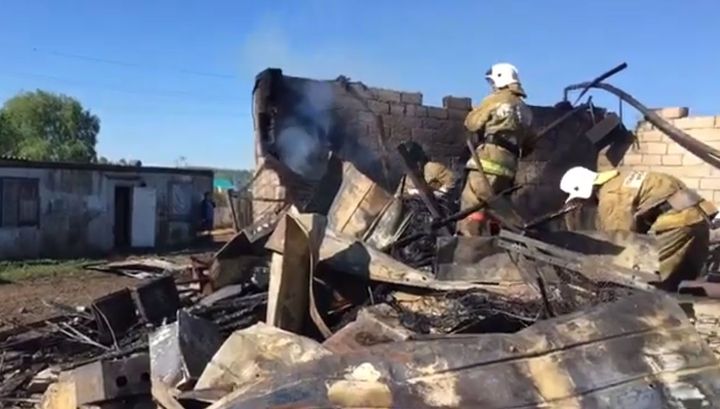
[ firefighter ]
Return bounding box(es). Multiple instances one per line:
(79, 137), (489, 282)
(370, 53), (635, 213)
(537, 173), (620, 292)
(560, 166), (718, 290)
(402, 142), (455, 198)
(457, 63), (534, 236)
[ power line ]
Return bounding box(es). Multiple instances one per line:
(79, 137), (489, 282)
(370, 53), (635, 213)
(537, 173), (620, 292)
(40, 48), (239, 80)
(93, 103), (252, 118)
(0, 41), (241, 80)
(0, 70), (246, 104)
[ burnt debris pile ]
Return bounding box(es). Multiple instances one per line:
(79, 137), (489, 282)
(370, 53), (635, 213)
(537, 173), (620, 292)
(3, 160), (720, 408)
(5, 64), (720, 407)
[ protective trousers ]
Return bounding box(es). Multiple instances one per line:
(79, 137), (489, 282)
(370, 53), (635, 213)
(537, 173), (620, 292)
(655, 221), (710, 291)
(457, 170), (512, 236)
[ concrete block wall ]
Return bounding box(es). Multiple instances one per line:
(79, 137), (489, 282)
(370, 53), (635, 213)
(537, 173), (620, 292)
(252, 77), (477, 219)
(330, 83), (474, 172)
(617, 107), (720, 203)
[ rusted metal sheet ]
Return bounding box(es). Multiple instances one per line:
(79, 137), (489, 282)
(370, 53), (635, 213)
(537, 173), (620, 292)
(210, 293), (720, 408)
(327, 162), (394, 240)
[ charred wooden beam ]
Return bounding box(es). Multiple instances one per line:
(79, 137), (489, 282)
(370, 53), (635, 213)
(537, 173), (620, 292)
(396, 143), (451, 235)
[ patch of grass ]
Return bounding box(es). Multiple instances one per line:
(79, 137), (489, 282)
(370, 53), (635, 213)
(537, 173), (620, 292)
(0, 259), (95, 282)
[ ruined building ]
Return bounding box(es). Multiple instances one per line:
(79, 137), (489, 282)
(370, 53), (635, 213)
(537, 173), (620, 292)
(250, 69), (720, 225)
(251, 69), (628, 223)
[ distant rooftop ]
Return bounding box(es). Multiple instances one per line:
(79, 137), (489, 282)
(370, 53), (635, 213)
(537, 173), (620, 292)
(213, 177), (235, 189)
(0, 156), (213, 177)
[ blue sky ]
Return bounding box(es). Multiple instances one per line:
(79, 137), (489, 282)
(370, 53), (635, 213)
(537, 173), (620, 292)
(1, 0), (718, 170)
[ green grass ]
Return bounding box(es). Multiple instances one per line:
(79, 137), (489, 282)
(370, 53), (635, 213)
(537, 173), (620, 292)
(0, 259), (94, 282)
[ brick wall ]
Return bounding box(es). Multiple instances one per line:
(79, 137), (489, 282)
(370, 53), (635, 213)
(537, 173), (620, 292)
(615, 107), (720, 203)
(252, 70), (605, 221)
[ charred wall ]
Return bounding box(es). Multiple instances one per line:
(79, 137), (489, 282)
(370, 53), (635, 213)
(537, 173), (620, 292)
(252, 69), (616, 222)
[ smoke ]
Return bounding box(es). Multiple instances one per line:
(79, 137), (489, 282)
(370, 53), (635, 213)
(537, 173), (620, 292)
(242, 21), (400, 185)
(275, 126), (326, 180)
(274, 80), (391, 186)
(240, 21), (394, 86)
(274, 81), (334, 181)
(294, 80), (334, 132)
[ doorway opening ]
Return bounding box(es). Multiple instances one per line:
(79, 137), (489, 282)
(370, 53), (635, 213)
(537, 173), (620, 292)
(114, 186), (132, 248)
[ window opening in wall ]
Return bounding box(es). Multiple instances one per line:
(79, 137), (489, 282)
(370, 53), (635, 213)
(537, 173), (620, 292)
(169, 182), (193, 218)
(0, 177), (40, 227)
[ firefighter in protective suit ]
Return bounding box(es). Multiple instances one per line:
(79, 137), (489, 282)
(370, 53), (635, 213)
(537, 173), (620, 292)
(401, 142), (455, 197)
(457, 63), (534, 236)
(560, 166), (718, 290)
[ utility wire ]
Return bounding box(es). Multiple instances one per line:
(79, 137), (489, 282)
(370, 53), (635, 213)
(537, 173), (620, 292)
(41, 48), (238, 79)
(0, 42), (239, 80)
(0, 70), (245, 104)
(90, 103), (251, 118)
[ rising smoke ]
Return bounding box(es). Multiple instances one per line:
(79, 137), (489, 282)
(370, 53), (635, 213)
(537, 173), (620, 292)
(274, 80), (334, 181)
(273, 78), (387, 186)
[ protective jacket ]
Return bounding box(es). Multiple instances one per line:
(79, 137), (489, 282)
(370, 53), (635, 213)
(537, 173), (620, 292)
(464, 83), (534, 178)
(595, 170), (718, 232)
(404, 161), (455, 195)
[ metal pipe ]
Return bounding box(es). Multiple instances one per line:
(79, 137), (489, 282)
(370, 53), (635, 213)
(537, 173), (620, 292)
(564, 82), (720, 170)
(569, 62), (628, 105)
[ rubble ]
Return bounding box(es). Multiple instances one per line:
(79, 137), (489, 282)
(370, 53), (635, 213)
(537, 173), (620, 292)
(210, 293), (720, 409)
(7, 199), (716, 408)
(195, 322), (331, 393)
(84, 258), (190, 280)
(5, 67), (720, 408)
(149, 310), (222, 389)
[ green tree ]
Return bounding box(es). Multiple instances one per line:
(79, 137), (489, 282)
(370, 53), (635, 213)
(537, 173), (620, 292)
(0, 111), (19, 154)
(1, 90), (100, 162)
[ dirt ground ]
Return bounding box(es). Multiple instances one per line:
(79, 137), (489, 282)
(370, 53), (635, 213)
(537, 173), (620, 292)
(0, 232), (230, 333)
(0, 271), (138, 332)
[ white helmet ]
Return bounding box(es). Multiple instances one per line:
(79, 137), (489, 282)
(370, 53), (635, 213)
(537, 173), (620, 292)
(485, 63), (520, 89)
(559, 166), (598, 203)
